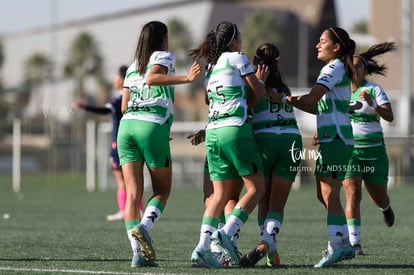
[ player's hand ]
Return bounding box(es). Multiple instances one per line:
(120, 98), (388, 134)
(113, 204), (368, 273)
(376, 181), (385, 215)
(359, 91), (374, 106)
(266, 89), (283, 104)
(311, 133), (318, 146)
(187, 129), (206, 146)
(187, 61), (203, 82)
(255, 64), (269, 83)
(72, 102), (82, 109)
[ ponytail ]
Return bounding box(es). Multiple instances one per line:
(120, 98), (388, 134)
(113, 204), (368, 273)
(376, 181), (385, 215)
(356, 42), (396, 76)
(189, 21), (239, 73)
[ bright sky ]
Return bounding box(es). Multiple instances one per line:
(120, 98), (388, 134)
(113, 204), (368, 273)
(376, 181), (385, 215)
(0, 0), (369, 35)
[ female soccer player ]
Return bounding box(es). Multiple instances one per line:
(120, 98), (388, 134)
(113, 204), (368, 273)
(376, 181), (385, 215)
(239, 43), (303, 267)
(187, 129), (243, 266)
(188, 21), (266, 268)
(73, 65), (145, 221)
(343, 42), (396, 255)
(271, 27), (356, 267)
(117, 21), (202, 268)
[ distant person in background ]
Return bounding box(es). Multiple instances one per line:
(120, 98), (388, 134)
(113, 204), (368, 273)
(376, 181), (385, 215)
(117, 20), (202, 268)
(270, 27), (356, 268)
(72, 65), (143, 221)
(343, 42), (396, 255)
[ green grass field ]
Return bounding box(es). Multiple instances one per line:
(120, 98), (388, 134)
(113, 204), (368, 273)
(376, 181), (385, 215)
(0, 172), (413, 274)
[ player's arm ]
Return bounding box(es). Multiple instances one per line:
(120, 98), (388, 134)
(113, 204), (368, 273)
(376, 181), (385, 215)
(268, 84), (327, 114)
(359, 90), (394, 122)
(146, 61), (202, 85)
(374, 103), (394, 122)
(72, 101), (111, 114)
(244, 73), (266, 108)
(286, 84), (327, 114)
(121, 87), (130, 113)
(82, 105), (111, 115)
(187, 129), (206, 146)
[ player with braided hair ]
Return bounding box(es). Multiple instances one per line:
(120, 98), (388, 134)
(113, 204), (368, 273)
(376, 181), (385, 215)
(343, 42), (396, 255)
(188, 21), (267, 268)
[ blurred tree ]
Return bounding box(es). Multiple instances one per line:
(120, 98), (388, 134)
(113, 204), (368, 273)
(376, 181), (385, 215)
(63, 32), (106, 171)
(63, 32), (104, 103)
(21, 53), (52, 121)
(167, 18), (192, 68)
(241, 11), (281, 61)
(351, 21), (368, 34)
(24, 53), (52, 85)
(167, 18), (200, 121)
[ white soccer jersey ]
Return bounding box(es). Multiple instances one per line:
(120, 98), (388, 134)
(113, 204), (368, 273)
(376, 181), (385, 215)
(349, 80), (390, 148)
(316, 58), (354, 145)
(122, 51), (176, 125)
(205, 52), (254, 129)
(250, 88), (301, 135)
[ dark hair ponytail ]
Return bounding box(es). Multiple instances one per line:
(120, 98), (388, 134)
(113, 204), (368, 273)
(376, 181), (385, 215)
(356, 42), (396, 76)
(253, 43), (290, 96)
(328, 27), (356, 79)
(134, 21), (168, 75)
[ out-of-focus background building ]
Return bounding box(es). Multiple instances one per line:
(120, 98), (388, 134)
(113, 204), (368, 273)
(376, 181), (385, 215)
(0, 0), (412, 189)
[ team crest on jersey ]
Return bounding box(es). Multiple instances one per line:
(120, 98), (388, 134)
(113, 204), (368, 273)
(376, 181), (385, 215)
(348, 100), (363, 113)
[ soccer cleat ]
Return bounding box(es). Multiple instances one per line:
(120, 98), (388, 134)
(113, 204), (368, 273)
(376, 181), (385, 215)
(228, 248), (243, 267)
(191, 247), (224, 268)
(339, 244), (355, 261)
(239, 241), (268, 267)
(352, 243), (364, 256)
(211, 242), (231, 267)
(131, 253), (158, 268)
(314, 249), (345, 268)
(131, 224), (156, 261)
(106, 211), (124, 221)
(382, 206), (395, 227)
(211, 229), (240, 265)
(266, 250), (281, 267)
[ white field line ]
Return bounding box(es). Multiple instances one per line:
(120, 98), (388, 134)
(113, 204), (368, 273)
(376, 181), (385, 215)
(0, 266), (182, 275)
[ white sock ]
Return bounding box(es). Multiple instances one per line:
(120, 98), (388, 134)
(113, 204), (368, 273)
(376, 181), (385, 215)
(347, 225), (361, 246)
(341, 224), (351, 246)
(263, 218), (280, 252)
(231, 229), (240, 248)
(141, 205), (161, 232)
(222, 215), (244, 238)
(327, 225), (344, 252)
(197, 224), (216, 251)
(327, 224), (343, 238)
(127, 229), (140, 255)
(328, 236), (343, 252)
